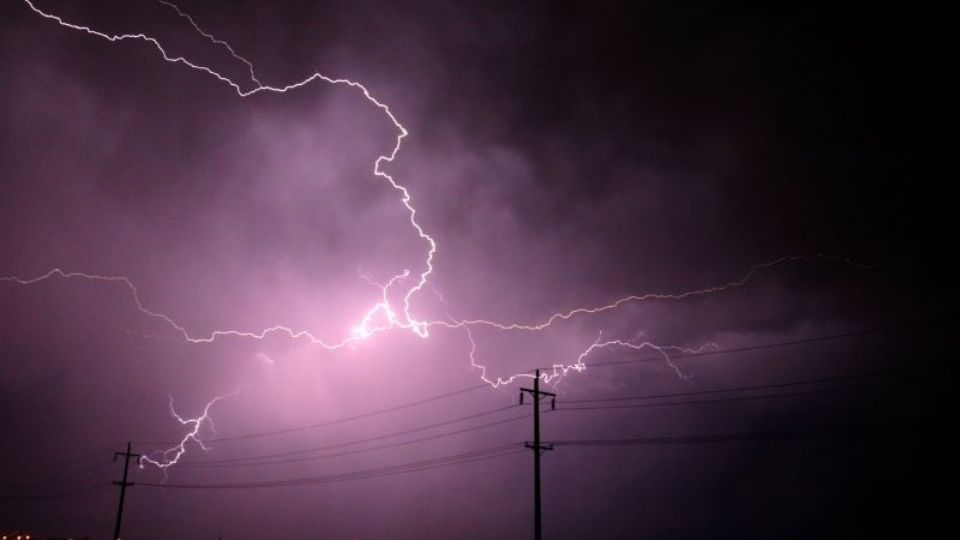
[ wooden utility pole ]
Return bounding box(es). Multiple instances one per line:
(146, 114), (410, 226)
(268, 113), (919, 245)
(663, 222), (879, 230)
(521, 369), (555, 540)
(113, 442), (140, 540)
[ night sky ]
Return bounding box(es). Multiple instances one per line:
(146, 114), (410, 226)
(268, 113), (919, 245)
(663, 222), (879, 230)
(0, 1), (951, 538)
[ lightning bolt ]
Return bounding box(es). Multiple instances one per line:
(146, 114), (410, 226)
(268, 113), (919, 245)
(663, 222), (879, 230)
(139, 391), (237, 471)
(156, 0), (263, 89)
(16, 0), (435, 345)
(465, 325), (717, 387)
(429, 254), (873, 333)
(3, 1), (877, 468)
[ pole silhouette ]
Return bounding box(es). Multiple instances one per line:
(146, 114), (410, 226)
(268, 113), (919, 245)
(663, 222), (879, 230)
(113, 442), (140, 540)
(521, 369), (555, 540)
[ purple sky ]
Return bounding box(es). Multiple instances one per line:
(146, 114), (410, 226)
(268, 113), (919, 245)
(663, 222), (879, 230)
(0, 1), (950, 538)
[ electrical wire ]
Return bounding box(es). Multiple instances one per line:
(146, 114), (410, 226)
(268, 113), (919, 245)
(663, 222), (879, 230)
(140, 445), (523, 489)
(210, 382), (489, 443)
(181, 412), (531, 468)
(561, 366), (921, 404)
(138, 319), (949, 447)
(583, 318), (954, 370)
(172, 364), (923, 468)
(0, 483), (113, 501)
(178, 404), (519, 466)
(557, 376), (924, 412)
(545, 421), (929, 447)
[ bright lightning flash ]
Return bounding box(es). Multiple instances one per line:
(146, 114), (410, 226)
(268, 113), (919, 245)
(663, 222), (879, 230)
(1, 1), (873, 469)
(139, 392), (237, 470)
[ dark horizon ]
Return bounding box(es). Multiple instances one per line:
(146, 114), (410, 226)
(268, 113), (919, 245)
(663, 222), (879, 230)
(0, 1), (951, 538)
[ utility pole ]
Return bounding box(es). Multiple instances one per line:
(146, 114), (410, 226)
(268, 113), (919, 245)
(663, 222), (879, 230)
(520, 369), (555, 540)
(113, 442), (140, 540)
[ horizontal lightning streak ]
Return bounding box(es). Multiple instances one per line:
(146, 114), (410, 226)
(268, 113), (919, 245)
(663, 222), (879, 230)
(432, 254), (874, 333)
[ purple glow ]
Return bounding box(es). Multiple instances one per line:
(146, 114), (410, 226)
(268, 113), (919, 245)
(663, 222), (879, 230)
(0, 1), (946, 538)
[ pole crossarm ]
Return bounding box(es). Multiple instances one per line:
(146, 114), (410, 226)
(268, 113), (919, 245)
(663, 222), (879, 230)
(113, 442), (140, 540)
(519, 369), (554, 540)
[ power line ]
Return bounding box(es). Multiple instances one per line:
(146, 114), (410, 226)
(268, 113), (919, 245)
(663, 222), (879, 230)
(14, 369), (917, 497)
(179, 404), (519, 466)
(78, 319), (945, 493)
(6, 421), (929, 496)
(3, 460), (114, 491)
(138, 420), (930, 491)
(582, 319), (954, 370)
(175, 366), (922, 468)
(11, 445), (114, 479)
(137, 382), (490, 447)
(545, 422), (929, 447)
(181, 412), (531, 469)
(209, 382), (489, 443)
(139, 444), (523, 490)
(0, 483), (113, 501)
(23, 465), (115, 493)
(139, 319), (950, 448)
(558, 371), (924, 412)
(3, 320), (928, 508)
(556, 380), (920, 412)
(562, 366), (920, 404)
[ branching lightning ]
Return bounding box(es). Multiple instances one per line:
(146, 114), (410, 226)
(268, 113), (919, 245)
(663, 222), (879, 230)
(430, 254), (872, 333)
(139, 392), (237, 470)
(156, 0), (263, 89)
(2, 1), (874, 469)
